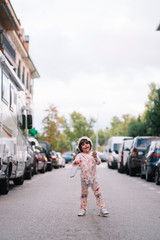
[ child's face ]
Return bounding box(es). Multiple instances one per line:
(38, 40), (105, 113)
(81, 140), (91, 153)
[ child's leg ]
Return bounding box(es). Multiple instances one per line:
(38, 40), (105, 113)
(91, 178), (106, 209)
(80, 180), (89, 211)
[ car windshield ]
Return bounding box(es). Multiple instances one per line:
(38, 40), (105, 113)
(136, 139), (155, 148)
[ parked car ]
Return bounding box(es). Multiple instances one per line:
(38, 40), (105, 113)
(62, 151), (73, 163)
(117, 138), (133, 173)
(37, 152), (48, 173)
(141, 140), (160, 181)
(56, 152), (65, 168)
(127, 136), (160, 176)
(97, 152), (103, 161)
(39, 141), (53, 171)
(107, 136), (128, 169)
(25, 143), (34, 179)
(28, 137), (48, 174)
(50, 151), (60, 168)
(101, 149), (109, 162)
(155, 159), (160, 185)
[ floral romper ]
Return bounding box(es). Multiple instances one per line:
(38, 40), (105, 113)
(75, 151), (106, 211)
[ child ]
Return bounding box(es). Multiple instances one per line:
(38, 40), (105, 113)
(73, 136), (109, 217)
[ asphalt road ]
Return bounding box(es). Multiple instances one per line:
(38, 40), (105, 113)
(0, 163), (160, 240)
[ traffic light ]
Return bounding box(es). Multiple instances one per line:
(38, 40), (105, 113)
(29, 128), (38, 136)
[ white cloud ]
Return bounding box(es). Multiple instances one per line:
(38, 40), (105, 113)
(13, 0), (160, 132)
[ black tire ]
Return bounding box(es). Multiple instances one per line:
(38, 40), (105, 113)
(145, 169), (152, 182)
(47, 164), (53, 171)
(13, 175), (24, 185)
(140, 173), (145, 179)
(108, 163), (111, 169)
(25, 168), (32, 180)
(155, 169), (160, 185)
(34, 162), (38, 175)
(40, 163), (46, 173)
(129, 167), (135, 176)
(0, 169), (9, 195)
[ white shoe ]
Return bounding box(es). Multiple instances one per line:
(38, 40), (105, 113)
(99, 208), (109, 217)
(78, 209), (86, 216)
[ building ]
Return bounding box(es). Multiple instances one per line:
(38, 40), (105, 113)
(0, 0), (39, 109)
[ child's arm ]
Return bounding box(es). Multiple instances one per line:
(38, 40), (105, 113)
(92, 151), (101, 165)
(73, 154), (81, 165)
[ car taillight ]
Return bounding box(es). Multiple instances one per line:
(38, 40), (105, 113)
(132, 148), (138, 157)
(121, 150), (124, 158)
(151, 153), (160, 157)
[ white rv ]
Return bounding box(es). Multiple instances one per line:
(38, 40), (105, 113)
(0, 52), (32, 194)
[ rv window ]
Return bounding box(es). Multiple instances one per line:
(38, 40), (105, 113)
(1, 70), (9, 105)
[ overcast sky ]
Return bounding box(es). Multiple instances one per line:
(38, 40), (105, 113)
(13, 0), (160, 132)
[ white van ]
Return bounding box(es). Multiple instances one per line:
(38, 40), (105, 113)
(107, 136), (131, 169)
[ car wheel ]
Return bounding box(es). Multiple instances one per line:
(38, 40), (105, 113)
(140, 173), (145, 179)
(145, 169), (152, 182)
(40, 164), (46, 173)
(34, 162), (38, 175)
(47, 164), (53, 171)
(155, 169), (160, 185)
(0, 168), (9, 194)
(129, 167), (135, 176)
(13, 175), (24, 185)
(25, 166), (32, 180)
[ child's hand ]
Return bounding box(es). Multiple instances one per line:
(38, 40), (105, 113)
(92, 151), (97, 158)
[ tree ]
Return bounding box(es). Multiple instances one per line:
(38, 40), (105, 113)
(145, 88), (160, 136)
(63, 111), (95, 149)
(127, 116), (147, 137)
(40, 104), (67, 151)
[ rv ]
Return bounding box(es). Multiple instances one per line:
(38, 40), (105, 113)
(0, 52), (32, 194)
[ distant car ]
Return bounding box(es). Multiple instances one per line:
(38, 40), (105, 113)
(141, 140), (160, 181)
(28, 137), (48, 174)
(117, 138), (133, 173)
(39, 141), (53, 171)
(97, 152), (103, 161)
(25, 143), (34, 179)
(62, 151), (73, 163)
(37, 152), (48, 173)
(50, 151), (60, 168)
(101, 150), (109, 162)
(127, 136), (160, 176)
(56, 152), (65, 168)
(107, 136), (128, 169)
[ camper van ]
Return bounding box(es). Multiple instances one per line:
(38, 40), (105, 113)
(0, 52), (32, 194)
(107, 136), (130, 169)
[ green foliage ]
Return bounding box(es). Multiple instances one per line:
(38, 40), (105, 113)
(63, 111), (95, 149)
(127, 116), (147, 137)
(40, 104), (67, 151)
(145, 88), (160, 136)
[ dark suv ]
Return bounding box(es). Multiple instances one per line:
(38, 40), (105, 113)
(127, 137), (160, 176)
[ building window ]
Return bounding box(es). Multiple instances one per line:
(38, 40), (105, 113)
(17, 60), (21, 79)
(26, 73), (29, 90)
(22, 67), (25, 85)
(1, 69), (9, 105)
(10, 84), (14, 111)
